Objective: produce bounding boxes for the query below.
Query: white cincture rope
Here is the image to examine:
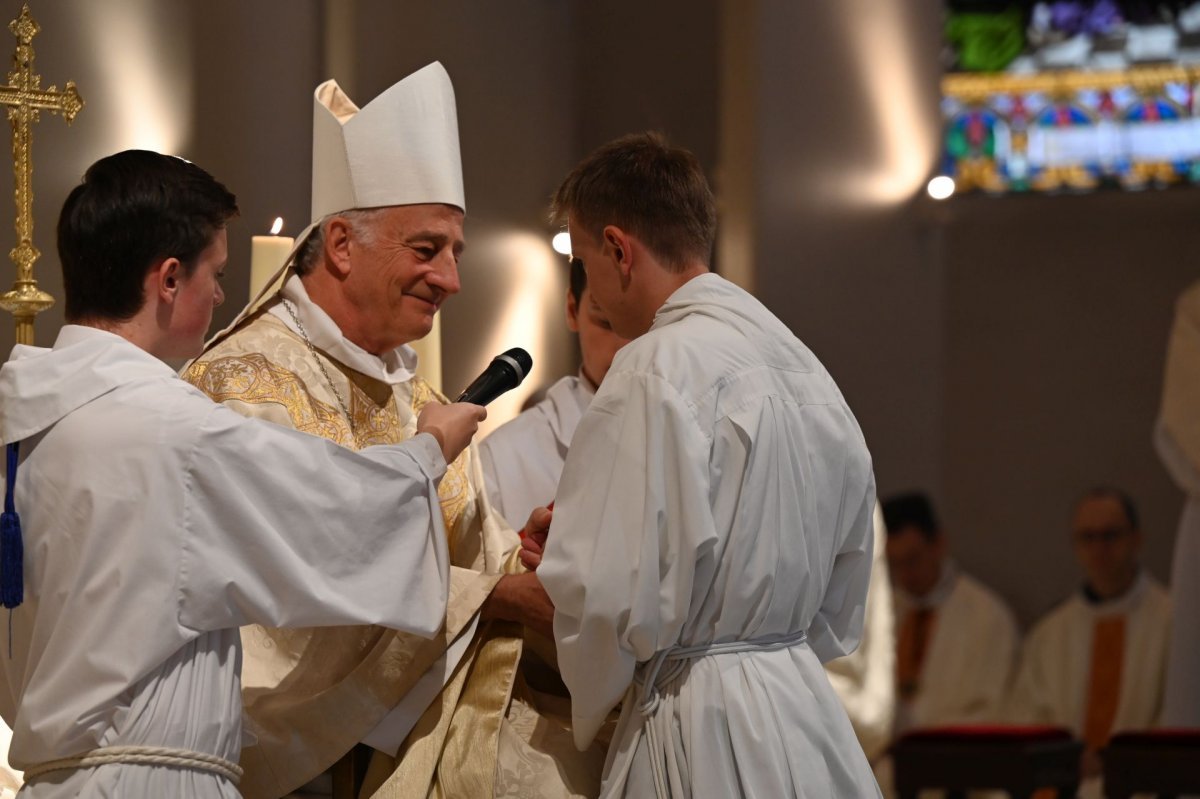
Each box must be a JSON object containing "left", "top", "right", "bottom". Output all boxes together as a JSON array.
[
  {"left": 24, "top": 745, "right": 243, "bottom": 784},
  {"left": 634, "top": 629, "right": 810, "bottom": 799}
]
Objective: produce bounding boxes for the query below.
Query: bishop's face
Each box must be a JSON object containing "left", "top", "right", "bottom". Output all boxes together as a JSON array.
[{"left": 345, "top": 203, "right": 464, "bottom": 354}]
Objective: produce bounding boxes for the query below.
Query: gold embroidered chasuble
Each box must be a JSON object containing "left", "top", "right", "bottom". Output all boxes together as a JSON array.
[{"left": 184, "top": 306, "right": 602, "bottom": 798}]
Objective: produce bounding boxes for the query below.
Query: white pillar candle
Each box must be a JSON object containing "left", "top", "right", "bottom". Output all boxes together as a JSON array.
[{"left": 249, "top": 217, "right": 294, "bottom": 299}]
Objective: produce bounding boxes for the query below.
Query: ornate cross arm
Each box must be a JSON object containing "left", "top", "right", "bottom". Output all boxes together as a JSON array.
[
  {"left": 0, "top": 4, "right": 83, "bottom": 346},
  {"left": 0, "top": 81, "right": 83, "bottom": 118}
]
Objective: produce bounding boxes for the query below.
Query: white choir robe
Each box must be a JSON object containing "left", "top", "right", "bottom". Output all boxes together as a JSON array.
[
  {"left": 538, "top": 273, "right": 881, "bottom": 798},
  {"left": 479, "top": 374, "right": 594, "bottom": 529},
  {"left": 1156, "top": 278, "right": 1200, "bottom": 726},
  {"left": 0, "top": 326, "right": 450, "bottom": 798},
  {"left": 894, "top": 564, "right": 1019, "bottom": 731},
  {"left": 483, "top": 376, "right": 898, "bottom": 764},
  {"left": 1008, "top": 571, "right": 1171, "bottom": 734}
]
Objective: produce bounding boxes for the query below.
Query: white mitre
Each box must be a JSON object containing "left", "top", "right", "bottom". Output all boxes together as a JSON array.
[{"left": 311, "top": 61, "right": 465, "bottom": 221}]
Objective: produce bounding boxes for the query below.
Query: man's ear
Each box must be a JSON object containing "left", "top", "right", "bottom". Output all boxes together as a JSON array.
[
  {"left": 324, "top": 217, "right": 354, "bottom": 277},
  {"left": 152, "top": 257, "right": 184, "bottom": 305},
  {"left": 565, "top": 288, "right": 581, "bottom": 333},
  {"left": 603, "top": 225, "right": 632, "bottom": 278}
]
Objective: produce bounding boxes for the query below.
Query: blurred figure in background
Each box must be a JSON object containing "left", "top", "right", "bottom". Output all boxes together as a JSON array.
[
  {"left": 1009, "top": 487, "right": 1170, "bottom": 791},
  {"left": 884, "top": 492, "right": 1019, "bottom": 732},
  {"left": 1155, "top": 280, "right": 1200, "bottom": 726},
  {"left": 825, "top": 505, "right": 897, "bottom": 764}
]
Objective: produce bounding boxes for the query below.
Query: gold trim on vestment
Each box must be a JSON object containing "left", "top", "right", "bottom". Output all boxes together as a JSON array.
[
  {"left": 185, "top": 352, "right": 351, "bottom": 446},
  {"left": 361, "top": 621, "right": 524, "bottom": 799}
]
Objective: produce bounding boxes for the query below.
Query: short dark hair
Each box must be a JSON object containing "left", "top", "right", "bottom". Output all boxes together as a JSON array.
[
  {"left": 568, "top": 255, "right": 587, "bottom": 305},
  {"left": 551, "top": 132, "right": 716, "bottom": 272},
  {"left": 882, "top": 491, "right": 942, "bottom": 541},
  {"left": 58, "top": 150, "right": 238, "bottom": 322},
  {"left": 1075, "top": 485, "right": 1140, "bottom": 531}
]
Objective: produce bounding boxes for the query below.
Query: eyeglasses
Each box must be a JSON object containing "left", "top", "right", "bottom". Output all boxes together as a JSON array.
[{"left": 1073, "top": 526, "right": 1133, "bottom": 545}]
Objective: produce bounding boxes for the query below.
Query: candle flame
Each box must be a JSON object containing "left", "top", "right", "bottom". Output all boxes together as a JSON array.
[{"left": 270, "top": 217, "right": 284, "bottom": 235}]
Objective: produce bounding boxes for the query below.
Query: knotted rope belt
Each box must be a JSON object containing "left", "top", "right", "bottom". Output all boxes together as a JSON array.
[
  {"left": 24, "top": 745, "right": 243, "bottom": 784},
  {"left": 633, "top": 629, "right": 810, "bottom": 799}
]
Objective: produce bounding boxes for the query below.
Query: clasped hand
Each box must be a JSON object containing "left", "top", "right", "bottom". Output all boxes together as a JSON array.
[
  {"left": 519, "top": 505, "right": 552, "bottom": 571},
  {"left": 480, "top": 505, "right": 555, "bottom": 637}
]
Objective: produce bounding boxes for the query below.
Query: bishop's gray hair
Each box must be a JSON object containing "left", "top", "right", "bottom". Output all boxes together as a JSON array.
[{"left": 293, "top": 207, "right": 389, "bottom": 276}]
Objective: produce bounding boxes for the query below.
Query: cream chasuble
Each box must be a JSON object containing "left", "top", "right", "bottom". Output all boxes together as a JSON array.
[
  {"left": 1007, "top": 573, "right": 1169, "bottom": 799},
  {"left": 1008, "top": 572, "right": 1170, "bottom": 738},
  {"left": 185, "top": 279, "right": 603, "bottom": 798},
  {"left": 893, "top": 564, "right": 1019, "bottom": 732}
]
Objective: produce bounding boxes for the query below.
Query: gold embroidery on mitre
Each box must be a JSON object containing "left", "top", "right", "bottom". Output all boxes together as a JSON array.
[
  {"left": 411, "top": 376, "right": 471, "bottom": 536},
  {"left": 185, "top": 353, "right": 352, "bottom": 447}
]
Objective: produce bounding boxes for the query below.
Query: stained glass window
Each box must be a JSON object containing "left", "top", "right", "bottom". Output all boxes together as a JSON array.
[{"left": 940, "top": 3, "right": 1200, "bottom": 194}]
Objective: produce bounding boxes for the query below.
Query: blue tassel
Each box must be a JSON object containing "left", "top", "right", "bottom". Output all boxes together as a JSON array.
[{"left": 1, "top": 442, "right": 23, "bottom": 611}]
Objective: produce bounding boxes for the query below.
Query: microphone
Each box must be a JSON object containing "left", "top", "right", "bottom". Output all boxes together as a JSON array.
[{"left": 455, "top": 347, "right": 532, "bottom": 406}]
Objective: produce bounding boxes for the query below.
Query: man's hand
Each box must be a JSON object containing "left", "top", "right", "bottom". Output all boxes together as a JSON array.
[
  {"left": 519, "top": 505, "right": 552, "bottom": 571},
  {"left": 417, "top": 402, "right": 486, "bottom": 464},
  {"left": 481, "top": 572, "right": 555, "bottom": 638}
]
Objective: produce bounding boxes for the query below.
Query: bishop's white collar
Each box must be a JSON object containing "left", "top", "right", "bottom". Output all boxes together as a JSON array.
[{"left": 270, "top": 274, "right": 420, "bottom": 386}]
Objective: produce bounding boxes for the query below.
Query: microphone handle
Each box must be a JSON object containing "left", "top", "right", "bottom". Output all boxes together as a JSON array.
[{"left": 456, "top": 368, "right": 514, "bottom": 406}]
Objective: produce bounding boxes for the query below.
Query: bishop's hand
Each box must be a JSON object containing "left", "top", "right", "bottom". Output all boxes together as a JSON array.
[
  {"left": 519, "top": 505, "right": 552, "bottom": 571},
  {"left": 482, "top": 572, "right": 555, "bottom": 638}
]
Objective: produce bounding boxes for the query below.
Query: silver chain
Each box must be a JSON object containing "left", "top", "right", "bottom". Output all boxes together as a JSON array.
[{"left": 280, "top": 298, "right": 357, "bottom": 436}]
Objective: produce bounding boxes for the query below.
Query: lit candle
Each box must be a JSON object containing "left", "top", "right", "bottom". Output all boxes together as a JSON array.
[{"left": 249, "top": 217, "right": 294, "bottom": 299}]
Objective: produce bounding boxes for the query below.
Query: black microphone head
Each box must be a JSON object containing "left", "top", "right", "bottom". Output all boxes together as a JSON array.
[
  {"left": 455, "top": 347, "right": 534, "bottom": 405},
  {"left": 500, "top": 348, "right": 532, "bottom": 382}
]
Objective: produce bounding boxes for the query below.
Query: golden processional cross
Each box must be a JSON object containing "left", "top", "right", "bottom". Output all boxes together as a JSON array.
[{"left": 0, "top": 4, "right": 82, "bottom": 345}]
